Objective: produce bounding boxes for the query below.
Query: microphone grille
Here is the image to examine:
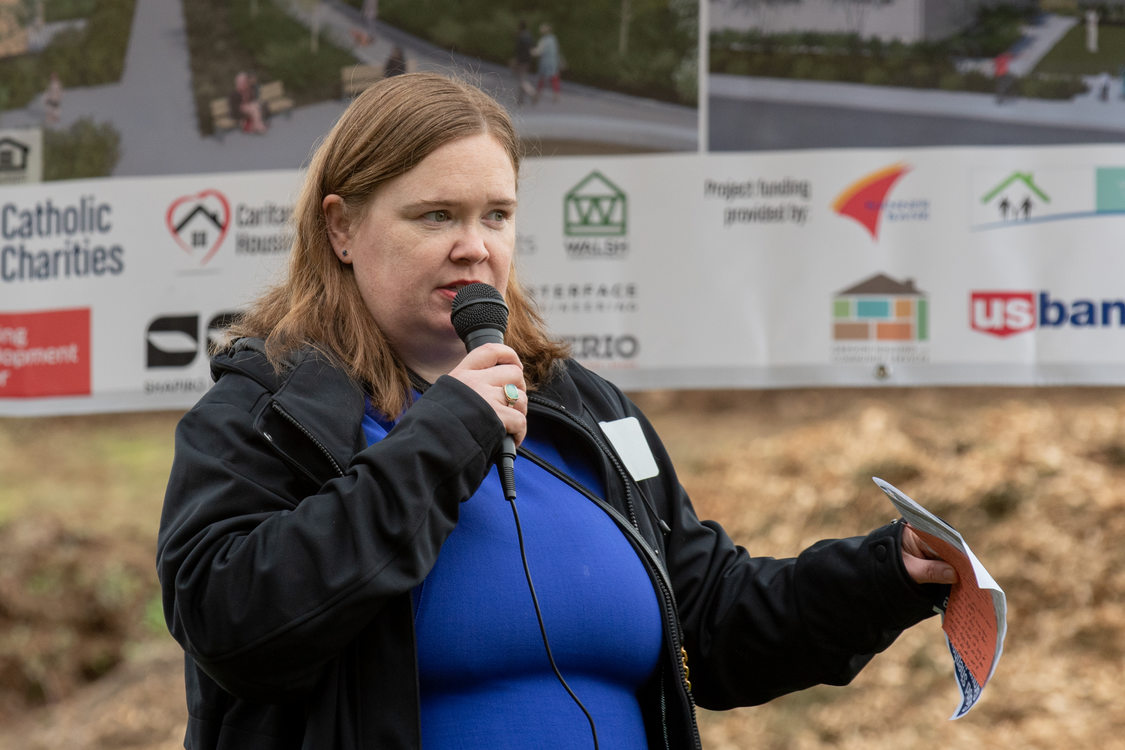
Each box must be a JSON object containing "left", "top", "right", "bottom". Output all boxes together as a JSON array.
[{"left": 451, "top": 283, "right": 509, "bottom": 340}]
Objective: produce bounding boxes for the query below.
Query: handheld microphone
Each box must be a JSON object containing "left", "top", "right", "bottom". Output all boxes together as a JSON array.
[{"left": 451, "top": 283, "right": 517, "bottom": 501}]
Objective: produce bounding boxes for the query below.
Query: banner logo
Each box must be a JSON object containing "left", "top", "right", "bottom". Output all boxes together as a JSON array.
[
  {"left": 166, "top": 189, "right": 231, "bottom": 266},
  {"left": 969, "top": 167, "right": 1125, "bottom": 230},
  {"left": 562, "top": 333, "right": 640, "bottom": 365},
  {"left": 1096, "top": 167, "right": 1125, "bottom": 214},
  {"left": 834, "top": 273, "right": 928, "bottom": 343},
  {"left": 0, "top": 308, "right": 91, "bottom": 398},
  {"left": 832, "top": 273, "right": 930, "bottom": 369},
  {"left": 146, "top": 311, "right": 240, "bottom": 368},
  {"left": 144, "top": 312, "right": 240, "bottom": 396},
  {"left": 833, "top": 164, "right": 910, "bottom": 239},
  {"left": 979, "top": 172, "right": 1049, "bottom": 223},
  {"left": 562, "top": 172, "right": 630, "bottom": 258},
  {"left": 564, "top": 171, "right": 626, "bottom": 237},
  {"left": 0, "top": 137, "right": 30, "bottom": 174},
  {"left": 146, "top": 314, "right": 199, "bottom": 368},
  {"left": 969, "top": 291, "right": 1034, "bottom": 337},
  {"left": 0, "top": 129, "right": 42, "bottom": 184},
  {"left": 532, "top": 282, "right": 638, "bottom": 315},
  {"left": 970, "top": 290, "right": 1125, "bottom": 337}
]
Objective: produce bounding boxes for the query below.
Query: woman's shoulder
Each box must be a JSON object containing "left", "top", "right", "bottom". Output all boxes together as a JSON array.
[
  {"left": 209, "top": 338, "right": 347, "bottom": 398},
  {"left": 210, "top": 337, "right": 282, "bottom": 390},
  {"left": 539, "top": 358, "right": 632, "bottom": 418},
  {"left": 193, "top": 340, "right": 362, "bottom": 440}
]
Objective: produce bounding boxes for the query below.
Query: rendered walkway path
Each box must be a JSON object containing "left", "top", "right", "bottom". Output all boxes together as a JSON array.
[
  {"left": 709, "top": 12, "right": 1125, "bottom": 146},
  {"left": 0, "top": 0, "right": 698, "bottom": 179}
]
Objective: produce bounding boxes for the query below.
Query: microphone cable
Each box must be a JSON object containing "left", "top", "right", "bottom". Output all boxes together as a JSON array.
[
  {"left": 507, "top": 493, "right": 600, "bottom": 750},
  {"left": 450, "top": 283, "right": 598, "bottom": 747}
]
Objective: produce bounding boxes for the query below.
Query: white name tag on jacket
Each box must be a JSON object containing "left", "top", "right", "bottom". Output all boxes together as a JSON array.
[{"left": 599, "top": 417, "right": 660, "bottom": 481}]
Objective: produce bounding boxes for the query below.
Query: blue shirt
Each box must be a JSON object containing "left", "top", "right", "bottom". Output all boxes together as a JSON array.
[{"left": 363, "top": 401, "right": 663, "bottom": 748}]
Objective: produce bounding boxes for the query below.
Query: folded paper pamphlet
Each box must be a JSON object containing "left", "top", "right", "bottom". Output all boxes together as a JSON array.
[{"left": 873, "top": 477, "right": 1007, "bottom": 719}]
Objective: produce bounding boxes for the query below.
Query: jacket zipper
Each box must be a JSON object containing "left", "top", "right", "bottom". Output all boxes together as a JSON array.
[
  {"left": 521, "top": 446, "right": 699, "bottom": 749},
  {"left": 524, "top": 396, "right": 700, "bottom": 749},
  {"left": 266, "top": 401, "right": 347, "bottom": 479}
]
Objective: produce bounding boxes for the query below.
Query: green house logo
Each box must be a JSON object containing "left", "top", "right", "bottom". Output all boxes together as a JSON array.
[
  {"left": 980, "top": 171, "right": 1050, "bottom": 222},
  {"left": 564, "top": 171, "right": 627, "bottom": 237}
]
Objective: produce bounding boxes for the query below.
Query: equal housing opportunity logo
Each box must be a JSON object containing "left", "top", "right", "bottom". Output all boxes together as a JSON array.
[
  {"left": 832, "top": 163, "right": 928, "bottom": 240},
  {"left": 0, "top": 130, "right": 42, "bottom": 184},
  {"left": 831, "top": 273, "right": 930, "bottom": 368},
  {"left": 0, "top": 138, "right": 31, "bottom": 179},
  {"left": 563, "top": 171, "right": 628, "bottom": 258}
]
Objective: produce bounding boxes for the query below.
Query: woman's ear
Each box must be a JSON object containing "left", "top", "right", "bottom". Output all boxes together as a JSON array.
[{"left": 322, "top": 194, "right": 352, "bottom": 263}]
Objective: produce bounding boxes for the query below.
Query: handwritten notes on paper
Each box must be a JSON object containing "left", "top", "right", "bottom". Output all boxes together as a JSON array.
[{"left": 874, "top": 477, "right": 1007, "bottom": 719}]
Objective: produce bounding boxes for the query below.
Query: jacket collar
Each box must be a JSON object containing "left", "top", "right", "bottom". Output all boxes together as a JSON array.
[
  {"left": 213, "top": 338, "right": 367, "bottom": 471},
  {"left": 533, "top": 360, "right": 586, "bottom": 413}
]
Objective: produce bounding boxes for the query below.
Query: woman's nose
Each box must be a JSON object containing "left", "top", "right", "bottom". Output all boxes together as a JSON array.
[{"left": 450, "top": 226, "right": 489, "bottom": 263}]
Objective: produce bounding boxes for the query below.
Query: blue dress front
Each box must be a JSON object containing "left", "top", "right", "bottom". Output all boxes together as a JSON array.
[{"left": 363, "top": 400, "right": 663, "bottom": 748}]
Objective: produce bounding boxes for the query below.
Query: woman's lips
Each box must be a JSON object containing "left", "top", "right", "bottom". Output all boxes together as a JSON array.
[{"left": 438, "top": 281, "right": 485, "bottom": 301}]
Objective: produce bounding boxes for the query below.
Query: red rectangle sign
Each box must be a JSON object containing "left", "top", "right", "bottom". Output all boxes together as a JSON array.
[{"left": 0, "top": 308, "right": 91, "bottom": 398}]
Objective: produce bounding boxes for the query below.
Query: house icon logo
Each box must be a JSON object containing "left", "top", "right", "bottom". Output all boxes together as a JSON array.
[
  {"left": 165, "top": 189, "right": 231, "bottom": 266},
  {"left": 833, "top": 273, "right": 929, "bottom": 343},
  {"left": 980, "top": 171, "right": 1049, "bottom": 222},
  {"left": 0, "top": 137, "right": 30, "bottom": 172},
  {"left": 564, "top": 171, "right": 626, "bottom": 237},
  {"left": 831, "top": 272, "right": 930, "bottom": 372}
]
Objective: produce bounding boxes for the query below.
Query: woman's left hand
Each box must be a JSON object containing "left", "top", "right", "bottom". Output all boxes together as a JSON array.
[{"left": 901, "top": 524, "right": 958, "bottom": 585}]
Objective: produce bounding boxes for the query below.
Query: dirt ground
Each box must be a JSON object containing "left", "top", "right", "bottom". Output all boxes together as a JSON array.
[{"left": 2, "top": 386, "right": 1125, "bottom": 749}]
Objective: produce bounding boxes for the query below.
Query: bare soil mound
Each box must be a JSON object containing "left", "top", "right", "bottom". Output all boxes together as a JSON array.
[{"left": 2, "top": 386, "right": 1123, "bottom": 749}]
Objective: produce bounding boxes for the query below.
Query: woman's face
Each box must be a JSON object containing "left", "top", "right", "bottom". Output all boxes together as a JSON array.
[{"left": 325, "top": 133, "right": 518, "bottom": 377}]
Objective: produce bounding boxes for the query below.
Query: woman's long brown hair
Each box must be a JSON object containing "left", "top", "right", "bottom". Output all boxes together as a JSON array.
[{"left": 228, "top": 72, "right": 569, "bottom": 417}]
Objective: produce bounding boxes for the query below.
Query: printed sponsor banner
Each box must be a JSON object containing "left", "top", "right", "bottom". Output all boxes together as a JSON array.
[
  {"left": 4, "top": 144, "right": 1125, "bottom": 416},
  {"left": 0, "top": 169, "right": 295, "bottom": 415}
]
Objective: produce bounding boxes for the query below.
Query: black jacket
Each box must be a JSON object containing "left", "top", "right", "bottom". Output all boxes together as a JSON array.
[{"left": 157, "top": 339, "right": 939, "bottom": 749}]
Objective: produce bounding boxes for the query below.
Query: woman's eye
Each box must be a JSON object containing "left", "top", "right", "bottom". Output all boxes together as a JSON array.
[
  {"left": 486, "top": 210, "right": 508, "bottom": 222},
  {"left": 423, "top": 210, "right": 450, "bottom": 222}
]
